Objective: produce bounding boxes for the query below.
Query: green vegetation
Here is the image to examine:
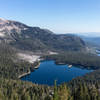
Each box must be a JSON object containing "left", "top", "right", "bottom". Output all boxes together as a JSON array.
[
  {"left": 9, "top": 27, "right": 86, "bottom": 52},
  {"left": 44, "top": 52, "right": 100, "bottom": 69},
  {"left": 0, "top": 78, "right": 52, "bottom": 100},
  {"left": 0, "top": 43, "right": 100, "bottom": 100},
  {"left": 0, "top": 43, "right": 36, "bottom": 79},
  {"left": 0, "top": 18, "right": 100, "bottom": 100},
  {"left": 0, "top": 41, "right": 100, "bottom": 100},
  {"left": 0, "top": 78, "right": 100, "bottom": 100}
]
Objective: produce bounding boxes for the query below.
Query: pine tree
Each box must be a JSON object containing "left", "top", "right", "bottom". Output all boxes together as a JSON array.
[{"left": 53, "top": 80, "right": 59, "bottom": 100}]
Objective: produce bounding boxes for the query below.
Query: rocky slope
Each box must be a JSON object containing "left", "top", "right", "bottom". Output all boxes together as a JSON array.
[{"left": 0, "top": 18, "right": 86, "bottom": 52}]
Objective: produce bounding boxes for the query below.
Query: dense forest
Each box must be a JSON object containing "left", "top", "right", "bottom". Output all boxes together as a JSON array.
[
  {"left": 43, "top": 52, "right": 100, "bottom": 69},
  {"left": 0, "top": 43, "right": 100, "bottom": 99},
  {"left": 0, "top": 43, "right": 39, "bottom": 79},
  {"left": 0, "top": 78, "right": 100, "bottom": 100}
]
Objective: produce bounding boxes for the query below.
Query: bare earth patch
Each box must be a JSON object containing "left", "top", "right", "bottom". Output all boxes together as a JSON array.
[{"left": 17, "top": 53, "right": 40, "bottom": 63}]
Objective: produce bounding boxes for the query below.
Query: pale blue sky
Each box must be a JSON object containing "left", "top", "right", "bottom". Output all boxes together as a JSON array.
[{"left": 0, "top": 0, "right": 100, "bottom": 34}]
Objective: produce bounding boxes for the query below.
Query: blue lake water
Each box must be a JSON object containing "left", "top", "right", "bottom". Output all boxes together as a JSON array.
[
  {"left": 96, "top": 50, "right": 100, "bottom": 56},
  {"left": 21, "top": 60, "right": 93, "bottom": 85}
]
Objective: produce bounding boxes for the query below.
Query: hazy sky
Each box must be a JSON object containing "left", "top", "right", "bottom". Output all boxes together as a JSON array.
[{"left": 0, "top": 0, "right": 100, "bottom": 34}]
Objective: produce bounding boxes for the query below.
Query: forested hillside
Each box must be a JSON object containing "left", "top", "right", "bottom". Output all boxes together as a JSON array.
[
  {"left": 0, "top": 44, "right": 100, "bottom": 100},
  {"left": 0, "top": 78, "right": 100, "bottom": 100},
  {"left": 43, "top": 52, "right": 100, "bottom": 69},
  {"left": 0, "top": 43, "right": 34, "bottom": 79}
]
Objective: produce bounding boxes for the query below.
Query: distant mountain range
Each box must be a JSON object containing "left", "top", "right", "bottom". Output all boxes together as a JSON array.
[
  {"left": 0, "top": 18, "right": 86, "bottom": 52},
  {"left": 74, "top": 32, "right": 100, "bottom": 37},
  {"left": 79, "top": 35, "right": 100, "bottom": 48}
]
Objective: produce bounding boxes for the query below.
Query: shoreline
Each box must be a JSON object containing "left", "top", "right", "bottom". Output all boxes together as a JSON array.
[
  {"left": 18, "top": 61, "right": 40, "bottom": 79},
  {"left": 18, "top": 58, "right": 94, "bottom": 79},
  {"left": 34, "top": 62, "right": 40, "bottom": 69},
  {"left": 18, "top": 71, "right": 31, "bottom": 79}
]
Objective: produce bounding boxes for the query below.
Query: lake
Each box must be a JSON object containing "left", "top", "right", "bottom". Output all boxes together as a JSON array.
[
  {"left": 96, "top": 50, "right": 100, "bottom": 56},
  {"left": 21, "top": 60, "right": 93, "bottom": 85}
]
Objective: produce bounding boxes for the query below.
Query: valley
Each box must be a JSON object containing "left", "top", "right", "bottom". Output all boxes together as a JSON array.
[{"left": 0, "top": 18, "right": 100, "bottom": 100}]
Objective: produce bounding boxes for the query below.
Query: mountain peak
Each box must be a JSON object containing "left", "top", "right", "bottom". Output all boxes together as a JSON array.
[
  {"left": 0, "top": 18, "right": 9, "bottom": 24},
  {"left": 0, "top": 18, "right": 29, "bottom": 38},
  {"left": 0, "top": 18, "right": 7, "bottom": 21}
]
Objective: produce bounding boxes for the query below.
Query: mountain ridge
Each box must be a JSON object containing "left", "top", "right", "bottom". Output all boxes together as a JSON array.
[{"left": 0, "top": 18, "right": 86, "bottom": 52}]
